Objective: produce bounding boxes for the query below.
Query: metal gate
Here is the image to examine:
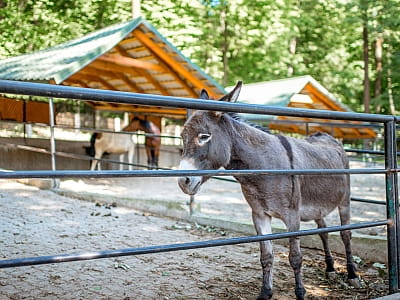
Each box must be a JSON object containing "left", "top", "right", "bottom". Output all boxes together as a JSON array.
[{"left": 0, "top": 80, "right": 398, "bottom": 294}]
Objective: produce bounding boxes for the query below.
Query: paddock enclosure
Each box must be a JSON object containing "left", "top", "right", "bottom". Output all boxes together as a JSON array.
[{"left": 0, "top": 80, "right": 399, "bottom": 298}]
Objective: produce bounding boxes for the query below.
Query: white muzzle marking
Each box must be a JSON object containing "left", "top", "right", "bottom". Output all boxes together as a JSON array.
[{"left": 178, "top": 159, "right": 202, "bottom": 195}]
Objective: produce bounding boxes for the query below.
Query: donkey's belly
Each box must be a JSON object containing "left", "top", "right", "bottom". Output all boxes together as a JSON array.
[
  {"left": 299, "top": 175, "right": 349, "bottom": 221},
  {"left": 300, "top": 205, "right": 336, "bottom": 222}
]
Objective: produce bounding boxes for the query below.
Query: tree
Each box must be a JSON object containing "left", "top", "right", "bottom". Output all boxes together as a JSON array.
[{"left": 1, "top": 0, "right": 399, "bottom": 114}]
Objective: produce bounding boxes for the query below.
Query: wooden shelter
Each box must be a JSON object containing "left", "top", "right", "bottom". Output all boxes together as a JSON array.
[
  {"left": 0, "top": 17, "right": 225, "bottom": 120},
  {"left": 0, "top": 19, "right": 376, "bottom": 139},
  {"left": 229, "top": 76, "right": 377, "bottom": 139}
]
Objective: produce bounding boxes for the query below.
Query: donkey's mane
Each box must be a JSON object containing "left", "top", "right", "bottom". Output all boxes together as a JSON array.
[{"left": 227, "top": 112, "right": 270, "bottom": 134}]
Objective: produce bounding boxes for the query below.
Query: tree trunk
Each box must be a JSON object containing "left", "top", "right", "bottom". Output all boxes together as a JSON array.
[
  {"left": 387, "top": 48, "right": 396, "bottom": 114},
  {"left": 132, "top": 0, "right": 141, "bottom": 18},
  {"left": 373, "top": 36, "right": 383, "bottom": 112},
  {"left": 221, "top": 4, "right": 229, "bottom": 87},
  {"left": 362, "top": 17, "right": 370, "bottom": 113},
  {"left": 288, "top": 37, "right": 296, "bottom": 77}
]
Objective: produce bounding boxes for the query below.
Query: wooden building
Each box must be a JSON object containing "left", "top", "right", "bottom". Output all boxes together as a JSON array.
[
  {"left": 0, "top": 18, "right": 375, "bottom": 139},
  {"left": 0, "top": 17, "right": 225, "bottom": 124},
  {"left": 229, "top": 76, "right": 377, "bottom": 139}
]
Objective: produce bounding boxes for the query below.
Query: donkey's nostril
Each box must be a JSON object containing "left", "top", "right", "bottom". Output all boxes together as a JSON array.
[{"left": 185, "top": 177, "right": 190, "bottom": 185}]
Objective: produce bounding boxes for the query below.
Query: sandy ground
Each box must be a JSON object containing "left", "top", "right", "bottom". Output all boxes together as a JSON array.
[{"left": 0, "top": 178, "right": 390, "bottom": 300}]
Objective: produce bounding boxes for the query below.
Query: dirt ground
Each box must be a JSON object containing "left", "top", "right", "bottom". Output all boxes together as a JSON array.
[
  {"left": 0, "top": 179, "right": 389, "bottom": 300},
  {"left": 58, "top": 161, "right": 388, "bottom": 237}
]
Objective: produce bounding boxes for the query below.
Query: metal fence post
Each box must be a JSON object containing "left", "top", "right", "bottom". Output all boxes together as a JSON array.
[
  {"left": 48, "top": 98, "right": 59, "bottom": 188},
  {"left": 186, "top": 108, "right": 196, "bottom": 215},
  {"left": 384, "top": 119, "right": 399, "bottom": 293}
]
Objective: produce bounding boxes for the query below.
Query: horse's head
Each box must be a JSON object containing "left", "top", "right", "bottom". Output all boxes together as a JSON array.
[
  {"left": 178, "top": 81, "right": 242, "bottom": 195},
  {"left": 126, "top": 117, "right": 141, "bottom": 132}
]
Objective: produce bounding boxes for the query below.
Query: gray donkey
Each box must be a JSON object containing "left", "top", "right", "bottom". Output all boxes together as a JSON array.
[{"left": 177, "top": 81, "right": 360, "bottom": 300}]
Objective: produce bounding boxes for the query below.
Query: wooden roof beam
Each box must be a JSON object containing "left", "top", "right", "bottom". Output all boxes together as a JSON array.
[
  {"left": 133, "top": 29, "right": 214, "bottom": 98},
  {"left": 128, "top": 42, "right": 198, "bottom": 97},
  {"left": 70, "top": 73, "right": 117, "bottom": 90},
  {"left": 98, "top": 53, "right": 165, "bottom": 72},
  {"left": 63, "top": 78, "right": 90, "bottom": 88},
  {"left": 79, "top": 66, "right": 116, "bottom": 79},
  {"left": 304, "top": 84, "right": 345, "bottom": 112},
  {"left": 116, "top": 72, "right": 144, "bottom": 93},
  {"left": 91, "top": 103, "right": 186, "bottom": 116},
  {"left": 115, "top": 45, "right": 170, "bottom": 95},
  {"left": 82, "top": 64, "right": 147, "bottom": 93},
  {"left": 90, "top": 60, "right": 143, "bottom": 77}
]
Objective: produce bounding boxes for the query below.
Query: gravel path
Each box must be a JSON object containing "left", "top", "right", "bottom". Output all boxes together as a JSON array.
[{"left": 0, "top": 179, "right": 389, "bottom": 299}]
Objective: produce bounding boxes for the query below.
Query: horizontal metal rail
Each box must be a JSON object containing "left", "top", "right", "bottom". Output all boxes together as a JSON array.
[
  {"left": 0, "top": 220, "right": 388, "bottom": 269},
  {"left": 269, "top": 118, "right": 382, "bottom": 129},
  {"left": 1, "top": 142, "right": 385, "bottom": 205},
  {"left": 0, "top": 168, "right": 388, "bottom": 179},
  {"left": 0, "top": 142, "right": 171, "bottom": 170},
  {"left": 351, "top": 197, "right": 386, "bottom": 205},
  {"left": 54, "top": 124, "right": 178, "bottom": 139},
  {"left": 0, "top": 80, "right": 394, "bottom": 123},
  {"left": 346, "top": 148, "right": 385, "bottom": 155}
]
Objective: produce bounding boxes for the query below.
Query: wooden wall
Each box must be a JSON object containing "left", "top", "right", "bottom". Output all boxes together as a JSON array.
[{"left": 0, "top": 97, "right": 52, "bottom": 124}]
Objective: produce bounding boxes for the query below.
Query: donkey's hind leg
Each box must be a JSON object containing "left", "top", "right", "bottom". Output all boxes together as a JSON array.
[
  {"left": 286, "top": 216, "right": 306, "bottom": 300},
  {"left": 252, "top": 212, "right": 274, "bottom": 300},
  {"left": 315, "top": 218, "right": 336, "bottom": 279},
  {"left": 338, "top": 204, "right": 360, "bottom": 287}
]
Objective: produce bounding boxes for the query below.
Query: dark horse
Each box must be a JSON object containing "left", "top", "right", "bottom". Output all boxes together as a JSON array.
[
  {"left": 126, "top": 117, "right": 161, "bottom": 169},
  {"left": 177, "top": 82, "right": 359, "bottom": 300}
]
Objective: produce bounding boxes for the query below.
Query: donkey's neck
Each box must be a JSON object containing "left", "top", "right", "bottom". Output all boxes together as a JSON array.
[
  {"left": 226, "top": 117, "right": 292, "bottom": 174},
  {"left": 226, "top": 118, "right": 275, "bottom": 170}
]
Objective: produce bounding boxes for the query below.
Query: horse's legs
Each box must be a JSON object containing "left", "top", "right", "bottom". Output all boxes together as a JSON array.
[
  {"left": 90, "top": 150, "right": 103, "bottom": 171},
  {"left": 150, "top": 148, "right": 155, "bottom": 168},
  {"left": 338, "top": 204, "right": 360, "bottom": 287},
  {"left": 145, "top": 145, "right": 152, "bottom": 169},
  {"left": 315, "top": 218, "right": 336, "bottom": 278},
  {"left": 119, "top": 154, "right": 125, "bottom": 170},
  {"left": 252, "top": 212, "right": 274, "bottom": 300},
  {"left": 128, "top": 146, "right": 134, "bottom": 171},
  {"left": 153, "top": 147, "right": 160, "bottom": 168},
  {"left": 286, "top": 215, "right": 306, "bottom": 300}
]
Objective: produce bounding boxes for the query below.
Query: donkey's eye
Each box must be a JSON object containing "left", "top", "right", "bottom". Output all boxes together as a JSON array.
[{"left": 197, "top": 133, "right": 211, "bottom": 145}]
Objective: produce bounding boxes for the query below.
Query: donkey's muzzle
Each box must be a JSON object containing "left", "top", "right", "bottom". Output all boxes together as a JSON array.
[{"left": 178, "top": 176, "right": 202, "bottom": 195}]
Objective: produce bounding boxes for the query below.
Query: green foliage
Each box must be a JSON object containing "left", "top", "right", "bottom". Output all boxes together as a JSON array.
[{"left": 0, "top": 0, "right": 399, "bottom": 114}]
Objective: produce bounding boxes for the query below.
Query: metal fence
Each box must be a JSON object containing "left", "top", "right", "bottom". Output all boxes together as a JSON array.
[{"left": 0, "top": 79, "right": 398, "bottom": 294}]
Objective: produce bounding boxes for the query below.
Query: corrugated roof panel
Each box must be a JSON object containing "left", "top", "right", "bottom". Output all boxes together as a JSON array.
[
  {"left": 0, "top": 16, "right": 228, "bottom": 120},
  {"left": 0, "top": 18, "right": 144, "bottom": 84}
]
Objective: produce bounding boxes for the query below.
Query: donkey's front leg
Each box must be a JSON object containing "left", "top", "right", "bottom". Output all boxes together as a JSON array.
[{"left": 252, "top": 213, "right": 274, "bottom": 300}]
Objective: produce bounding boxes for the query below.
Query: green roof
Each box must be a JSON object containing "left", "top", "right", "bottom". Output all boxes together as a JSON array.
[
  {"left": 0, "top": 17, "right": 225, "bottom": 95},
  {"left": 0, "top": 19, "right": 144, "bottom": 84},
  {"left": 228, "top": 76, "right": 352, "bottom": 121}
]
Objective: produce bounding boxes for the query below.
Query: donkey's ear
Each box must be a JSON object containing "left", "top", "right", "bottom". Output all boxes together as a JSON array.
[
  {"left": 218, "top": 81, "right": 242, "bottom": 103},
  {"left": 199, "top": 89, "right": 210, "bottom": 100}
]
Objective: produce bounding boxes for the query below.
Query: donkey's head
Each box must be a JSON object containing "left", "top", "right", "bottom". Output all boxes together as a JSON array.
[{"left": 178, "top": 81, "right": 242, "bottom": 195}]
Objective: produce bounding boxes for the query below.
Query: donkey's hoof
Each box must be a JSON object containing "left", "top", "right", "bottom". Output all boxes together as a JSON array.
[
  {"left": 348, "top": 277, "right": 361, "bottom": 288},
  {"left": 257, "top": 295, "right": 272, "bottom": 300},
  {"left": 257, "top": 286, "right": 273, "bottom": 299},
  {"left": 326, "top": 271, "right": 337, "bottom": 280},
  {"left": 295, "top": 287, "right": 306, "bottom": 300}
]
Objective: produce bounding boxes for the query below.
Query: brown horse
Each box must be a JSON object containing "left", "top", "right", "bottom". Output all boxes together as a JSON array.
[
  {"left": 177, "top": 82, "right": 359, "bottom": 300},
  {"left": 126, "top": 117, "right": 161, "bottom": 169}
]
